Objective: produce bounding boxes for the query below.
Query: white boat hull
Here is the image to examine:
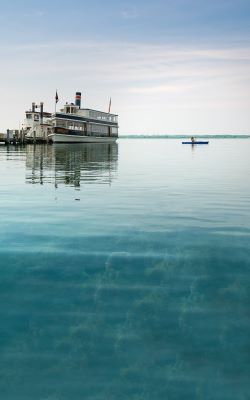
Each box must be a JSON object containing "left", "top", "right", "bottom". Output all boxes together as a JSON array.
[{"left": 48, "top": 134, "right": 117, "bottom": 143}]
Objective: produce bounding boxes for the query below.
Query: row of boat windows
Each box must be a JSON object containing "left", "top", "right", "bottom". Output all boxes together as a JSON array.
[
  {"left": 55, "top": 121, "right": 86, "bottom": 130},
  {"left": 26, "top": 111, "right": 118, "bottom": 124},
  {"left": 91, "top": 113, "right": 118, "bottom": 123},
  {"left": 65, "top": 107, "right": 77, "bottom": 114},
  {"left": 63, "top": 108, "right": 118, "bottom": 123},
  {"left": 26, "top": 114, "right": 39, "bottom": 120},
  {"left": 54, "top": 120, "right": 118, "bottom": 135}
]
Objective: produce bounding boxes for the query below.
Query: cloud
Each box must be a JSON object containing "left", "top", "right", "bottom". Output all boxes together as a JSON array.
[
  {"left": 23, "top": 10, "right": 45, "bottom": 17},
  {"left": 127, "top": 84, "right": 194, "bottom": 94},
  {"left": 1, "top": 40, "right": 250, "bottom": 99},
  {"left": 0, "top": 39, "right": 249, "bottom": 132},
  {"left": 2, "top": 40, "right": 250, "bottom": 69},
  {"left": 122, "top": 6, "right": 139, "bottom": 19}
]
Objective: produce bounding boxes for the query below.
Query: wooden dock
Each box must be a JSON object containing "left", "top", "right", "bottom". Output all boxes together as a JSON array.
[
  {"left": 0, "top": 130, "right": 49, "bottom": 145},
  {"left": 0, "top": 138, "right": 21, "bottom": 145}
]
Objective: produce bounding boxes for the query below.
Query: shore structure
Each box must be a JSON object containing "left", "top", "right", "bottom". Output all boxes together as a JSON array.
[{"left": 0, "top": 92, "right": 118, "bottom": 144}]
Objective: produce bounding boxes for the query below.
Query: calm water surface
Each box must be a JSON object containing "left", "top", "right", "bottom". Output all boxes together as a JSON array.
[{"left": 0, "top": 139, "right": 250, "bottom": 400}]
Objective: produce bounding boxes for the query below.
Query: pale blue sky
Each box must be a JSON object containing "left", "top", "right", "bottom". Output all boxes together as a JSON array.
[{"left": 0, "top": 0, "right": 250, "bottom": 133}]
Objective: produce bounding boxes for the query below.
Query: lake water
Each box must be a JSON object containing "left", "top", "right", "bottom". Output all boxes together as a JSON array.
[{"left": 0, "top": 139, "right": 250, "bottom": 400}]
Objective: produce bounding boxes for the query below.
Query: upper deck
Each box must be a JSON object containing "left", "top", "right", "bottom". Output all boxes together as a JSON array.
[{"left": 57, "top": 103, "right": 118, "bottom": 125}]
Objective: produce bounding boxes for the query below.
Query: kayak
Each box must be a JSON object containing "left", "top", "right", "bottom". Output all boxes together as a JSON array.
[{"left": 182, "top": 141, "right": 209, "bottom": 144}]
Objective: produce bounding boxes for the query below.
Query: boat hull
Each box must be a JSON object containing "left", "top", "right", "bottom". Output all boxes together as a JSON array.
[
  {"left": 182, "top": 141, "right": 209, "bottom": 144},
  {"left": 48, "top": 134, "right": 117, "bottom": 143}
]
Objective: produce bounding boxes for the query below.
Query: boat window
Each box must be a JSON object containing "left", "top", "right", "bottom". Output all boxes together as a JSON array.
[{"left": 91, "top": 124, "right": 109, "bottom": 135}]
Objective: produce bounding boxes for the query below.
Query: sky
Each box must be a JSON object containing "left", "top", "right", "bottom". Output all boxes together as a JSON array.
[{"left": 0, "top": 0, "right": 250, "bottom": 134}]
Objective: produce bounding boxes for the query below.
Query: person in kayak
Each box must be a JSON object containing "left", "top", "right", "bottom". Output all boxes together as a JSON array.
[{"left": 191, "top": 136, "right": 195, "bottom": 143}]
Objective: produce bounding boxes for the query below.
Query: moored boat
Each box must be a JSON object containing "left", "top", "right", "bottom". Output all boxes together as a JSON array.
[{"left": 48, "top": 92, "right": 118, "bottom": 143}]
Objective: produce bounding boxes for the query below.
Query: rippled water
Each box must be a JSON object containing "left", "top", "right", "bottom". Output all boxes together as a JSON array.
[{"left": 0, "top": 139, "right": 250, "bottom": 400}]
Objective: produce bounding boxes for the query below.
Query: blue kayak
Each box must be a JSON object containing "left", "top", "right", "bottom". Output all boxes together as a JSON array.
[{"left": 182, "top": 141, "right": 209, "bottom": 144}]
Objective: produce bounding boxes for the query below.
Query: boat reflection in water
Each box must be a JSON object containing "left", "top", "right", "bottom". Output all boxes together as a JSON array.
[{"left": 25, "top": 143, "right": 118, "bottom": 187}]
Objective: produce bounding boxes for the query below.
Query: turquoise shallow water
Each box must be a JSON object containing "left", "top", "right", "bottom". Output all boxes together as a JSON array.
[{"left": 0, "top": 139, "right": 250, "bottom": 400}]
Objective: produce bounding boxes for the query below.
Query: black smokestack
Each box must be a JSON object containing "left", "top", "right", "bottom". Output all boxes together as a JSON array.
[
  {"left": 75, "top": 92, "right": 81, "bottom": 108},
  {"left": 40, "top": 102, "right": 44, "bottom": 123}
]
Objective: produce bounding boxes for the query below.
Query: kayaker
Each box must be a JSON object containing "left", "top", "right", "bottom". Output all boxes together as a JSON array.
[{"left": 191, "top": 136, "right": 195, "bottom": 143}]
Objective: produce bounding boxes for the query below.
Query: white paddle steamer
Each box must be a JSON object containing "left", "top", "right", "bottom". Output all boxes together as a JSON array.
[{"left": 49, "top": 92, "right": 118, "bottom": 143}]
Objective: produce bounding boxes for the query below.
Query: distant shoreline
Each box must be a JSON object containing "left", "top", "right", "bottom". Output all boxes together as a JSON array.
[{"left": 119, "top": 135, "right": 250, "bottom": 139}]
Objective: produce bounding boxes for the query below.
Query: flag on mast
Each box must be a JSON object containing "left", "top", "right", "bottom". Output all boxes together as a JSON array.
[
  {"left": 55, "top": 90, "right": 59, "bottom": 103},
  {"left": 108, "top": 97, "right": 111, "bottom": 113}
]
